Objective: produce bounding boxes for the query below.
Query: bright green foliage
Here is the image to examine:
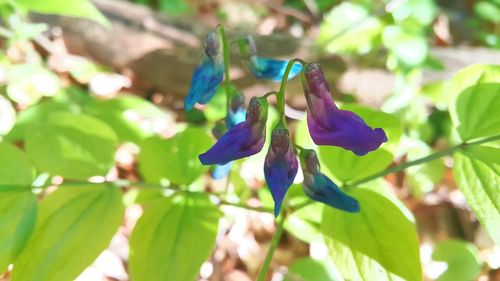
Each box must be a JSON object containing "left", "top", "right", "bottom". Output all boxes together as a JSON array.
[
  {"left": 453, "top": 146, "right": 500, "bottom": 245},
  {"left": 11, "top": 184, "right": 124, "bottom": 281},
  {"left": 432, "top": 239, "right": 482, "bottom": 281},
  {"left": 16, "top": 0, "right": 110, "bottom": 27},
  {"left": 318, "top": 104, "right": 402, "bottom": 183},
  {"left": 0, "top": 187, "right": 37, "bottom": 273},
  {"left": 389, "top": 0, "right": 437, "bottom": 25},
  {"left": 0, "top": 143, "right": 37, "bottom": 272},
  {"left": 294, "top": 117, "right": 317, "bottom": 151},
  {"left": 405, "top": 139, "right": 445, "bottom": 196},
  {"left": 318, "top": 2, "right": 382, "bottom": 55},
  {"left": 382, "top": 25, "right": 428, "bottom": 68},
  {"left": 0, "top": 95, "right": 16, "bottom": 136},
  {"left": 284, "top": 203, "right": 323, "bottom": 243},
  {"left": 25, "top": 112, "right": 118, "bottom": 180},
  {"left": 321, "top": 189, "right": 421, "bottom": 281},
  {"left": 83, "top": 95, "right": 166, "bottom": 143},
  {"left": 285, "top": 257, "right": 343, "bottom": 281},
  {"left": 474, "top": 1, "right": 500, "bottom": 23},
  {"left": 138, "top": 127, "right": 213, "bottom": 185},
  {"left": 0, "top": 142, "right": 33, "bottom": 186},
  {"left": 5, "top": 99, "right": 76, "bottom": 141},
  {"left": 6, "top": 64, "right": 60, "bottom": 106},
  {"left": 129, "top": 193, "right": 221, "bottom": 281},
  {"left": 453, "top": 83, "right": 500, "bottom": 141},
  {"left": 448, "top": 64, "right": 500, "bottom": 133}
]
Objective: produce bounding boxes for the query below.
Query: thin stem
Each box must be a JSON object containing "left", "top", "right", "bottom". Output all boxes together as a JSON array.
[
  {"left": 276, "top": 58, "right": 306, "bottom": 122},
  {"left": 256, "top": 209, "right": 287, "bottom": 281},
  {"left": 347, "top": 134, "right": 500, "bottom": 187},
  {"left": 262, "top": 91, "right": 278, "bottom": 99},
  {"left": 291, "top": 134, "right": 500, "bottom": 210},
  {"left": 217, "top": 25, "right": 233, "bottom": 112}
]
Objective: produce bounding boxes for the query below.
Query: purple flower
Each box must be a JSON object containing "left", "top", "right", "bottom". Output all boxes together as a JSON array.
[
  {"left": 185, "top": 31, "right": 224, "bottom": 111},
  {"left": 300, "top": 149, "right": 360, "bottom": 212},
  {"left": 211, "top": 93, "right": 247, "bottom": 179},
  {"left": 302, "top": 63, "right": 387, "bottom": 156},
  {"left": 264, "top": 124, "right": 298, "bottom": 216},
  {"left": 239, "top": 36, "right": 302, "bottom": 82},
  {"left": 199, "top": 97, "right": 268, "bottom": 165}
]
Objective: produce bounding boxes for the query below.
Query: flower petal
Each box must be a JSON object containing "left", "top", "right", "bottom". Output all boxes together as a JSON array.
[
  {"left": 250, "top": 58, "right": 302, "bottom": 82},
  {"left": 263, "top": 125, "right": 298, "bottom": 216},
  {"left": 185, "top": 59, "right": 224, "bottom": 111},
  {"left": 299, "top": 148, "right": 359, "bottom": 212},
  {"left": 303, "top": 63, "right": 387, "bottom": 155},
  {"left": 303, "top": 173, "right": 360, "bottom": 212},
  {"left": 212, "top": 162, "right": 233, "bottom": 180},
  {"left": 199, "top": 122, "right": 265, "bottom": 165}
]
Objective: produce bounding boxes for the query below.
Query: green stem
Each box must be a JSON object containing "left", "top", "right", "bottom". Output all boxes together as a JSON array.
[
  {"left": 34, "top": 179, "right": 274, "bottom": 213},
  {"left": 276, "top": 58, "right": 306, "bottom": 123},
  {"left": 217, "top": 25, "right": 233, "bottom": 112},
  {"left": 292, "top": 134, "right": 500, "bottom": 210},
  {"left": 347, "top": 134, "right": 500, "bottom": 187},
  {"left": 256, "top": 209, "right": 287, "bottom": 281}
]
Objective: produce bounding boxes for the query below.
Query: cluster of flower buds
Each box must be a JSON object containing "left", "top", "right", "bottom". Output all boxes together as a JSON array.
[{"left": 186, "top": 28, "right": 387, "bottom": 216}]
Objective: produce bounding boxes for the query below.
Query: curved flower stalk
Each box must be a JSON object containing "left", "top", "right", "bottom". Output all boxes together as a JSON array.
[
  {"left": 299, "top": 148, "right": 360, "bottom": 212},
  {"left": 239, "top": 36, "right": 302, "bottom": 82},
  {"left": 185, "top": 31, "right": 224, "bottom": 111},
  {"left": 264, "top": 123, "right": 298, "bottom": 216},
  {"left": 302, "top": 63, "right": 388, "bottom": 156},
  {"left": 199, "top": 96, "right": 268, "bottom": 165}
]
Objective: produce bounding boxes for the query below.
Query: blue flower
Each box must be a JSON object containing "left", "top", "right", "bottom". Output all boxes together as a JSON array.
[
  {"left": 299, "top": 149, "right": 360, "bottom": 212},
  {"left": 302, "top": 63, "right": 387, "bottom": 156},
  {"left": 199, "top": 97, "right": 268, "bottom": 165},
  {"left": 239, "top": 36, "right": 302, "bottom": 82},
  {"left": 185, "top": 31, "right": 224, "bottom": 111},
  {"left": 264, "top": 124, "right": 298, "bottom": 216}
]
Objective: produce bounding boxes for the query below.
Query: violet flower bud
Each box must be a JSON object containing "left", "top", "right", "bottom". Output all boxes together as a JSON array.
[
  {"left": 199, "top": 97, "right": 268, "bottom": 165},
  {"left": 185, "top": 31, "right": 224, "bottom": 111},
  {"left": 299, "top": 149, "right": 360, "bottom": 212},
  {"left": 264, "top": 124, "right": 298, "bottom": 216}
]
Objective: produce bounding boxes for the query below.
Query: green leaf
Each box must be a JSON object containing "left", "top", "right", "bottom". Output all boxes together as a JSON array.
[
  {"left": 11, "top": 184, "right": 124, "bottom": 281},
  {"left": 5, "top": 99, "right": 76, "bottom": 141},
  {"left": 432, "top": 239, "right": 482, "bottom": 281},
  {"left": 452, "top": 83, "right": 500, "bottom": 141},
  {"left": 318, "top": 104, "right": 402, "bottom": 183},
  {"left": 405, "top": 139, "right": 445, "bottom": 196},
  {"left": 159, "top": 0, "right": 191, "bottom": 16},
  {"left": 317, "top": 2, "right": 383, "bottom": 55},
  {"left": 382, "top": 25, "right": 428, "bottom": 67},
  {"left": 6, "top": 64, "right": 60, "bottom": 106},
  {"left": 129, "top": 193, "right": 221, "bottom": 281},
  {"left": 285, "top": 257, "right": 343, "bottom": 281},
  {"left": 294, "top": 117, "right": 317, "bottom": 151},
  {"left": 474, "top": 1, "right": 500, "bottom": 23},
  {"left": 0, "top": 187, "right": 37, "bottom": 272},
  {"left": 453, "top": 146, "right": 500, "bottom": 245},
  {"left": 321, "top": 189, "right": 421, "bottom": 281},
  {"left": 203, "top": 84, "right": 228, "bottom": 122},
  {"left": 0, "top": 142, "right": 33, "bottom": 186},
  {"left": 0, "top": 95, "right": 16, "bottom": 136},
  {"left": 389, "top": 0, "right": 437, "bottom": 25},
  {"left": 17, "top": 0, "right": 110, "bottom": 28},
  {"left": 84, "top": 95, "right": 167, "bottom": 143},
  {"left": 284, "top": 202, "right": 323, "bottom": 243},
  {"left": 449, "top": 64, "right": 500, "bottom": 128},
  {"left": 138, "top": 127, "right": 213, "bottom": 185},
  {"left": 25, "top": 112, "right": 118, "bottom": 179}
]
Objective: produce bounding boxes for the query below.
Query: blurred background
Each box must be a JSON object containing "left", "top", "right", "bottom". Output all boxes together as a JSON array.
[{"left": 1, "top": 0, "right": 500, "bottom": 280}]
